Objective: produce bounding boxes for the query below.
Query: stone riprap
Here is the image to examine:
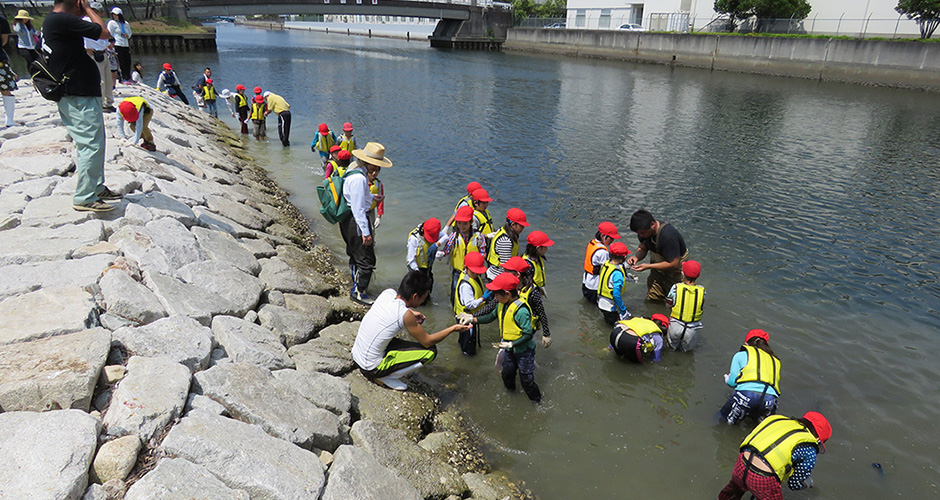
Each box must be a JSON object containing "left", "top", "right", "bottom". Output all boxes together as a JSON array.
[{"left": 1, "top": 82, "right": 513, "bottom": 499}]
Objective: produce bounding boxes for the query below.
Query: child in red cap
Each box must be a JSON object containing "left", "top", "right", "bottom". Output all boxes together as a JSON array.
[
  {"left": 406, "top": 217, "right": 442, "bottom": 304},
  {"left": 453, "top": 251, "right": 488, "bottom": 355},
  {"left": 339, "top": 121, "right": 356, "bottom": 152},
  {"left": 485, "top": 207, "right": 529, "bottom": 281},
  {"left": 718, "top": 329, "right": 781, "bottom": 425},
  {"left": 116, "top": 97, "right": 155, "bottom": 151},
  {"left": 249, "top": 95, "right": 266, "bottom": 140},
  {"left": 311, "top": 123, "right": 337, "bottom": 166},
  {"left": 597, "top": 242, "right": 633, "bottom": 325},
  {"left": 582, "top": 221, "right": 621, "bottom": 305},
  {"left": 665, "top": 260, "right": 705, "bottom": 351},
  {"left": 609, "top": 314, "right": 669, "bottom": 363},
  {"left": 437, "top": 205, "right": 486, "bottom": 304}
]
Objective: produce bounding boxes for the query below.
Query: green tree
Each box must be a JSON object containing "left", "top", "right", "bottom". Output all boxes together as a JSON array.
[
  {"left": 714, "top": 0, "right": 751, "bottom": 30},
  {"left": 715, "top": 0, "right": 811, "bottom": 30},
  {"left": 896, "top": 0, "right": 940, "bottom": 38},
  {"left": 512, "top": 0, "right": 566, "bottom": 24}
]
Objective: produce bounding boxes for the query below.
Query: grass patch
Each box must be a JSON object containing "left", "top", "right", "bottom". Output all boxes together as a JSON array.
[{"left": 131, "top": 18, "right": 210, "bottom": 34}]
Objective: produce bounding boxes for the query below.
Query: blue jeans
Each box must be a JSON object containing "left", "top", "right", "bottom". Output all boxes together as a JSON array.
[
  {"left": 57, "top": 96, "right": 105, "bottom": 205},
  {"left": 718, "top": 389, "right": 778, "bottom": 425},
  {"left": 205, "top": 99, "right": 218, "bottom": 117}
]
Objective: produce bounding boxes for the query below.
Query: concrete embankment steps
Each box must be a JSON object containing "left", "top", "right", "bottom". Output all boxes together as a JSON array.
[{"left": 0, "top": 83, "right": 519, "bottom": 499}]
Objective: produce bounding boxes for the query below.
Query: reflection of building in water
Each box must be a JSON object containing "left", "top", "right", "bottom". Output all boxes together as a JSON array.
[
  {"left": 322, "top": 14, "right": 436, "bottom": 25},
  {"left": 565, "top": 0, "right": 922, "bottom": 36}
]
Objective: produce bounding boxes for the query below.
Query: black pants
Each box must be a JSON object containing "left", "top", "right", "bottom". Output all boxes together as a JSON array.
[
  {"left": 501, "top": 349, "right": 541, "bottom": 402},
  {"left": 581, "top": 284, "right": 598, "bottom": 304},
  {"left": 339, "top": 213, "right": 375, "bottom": 293},
  {"left": 238, "top": 107, "right": 249, "bottom": 134},
  {"left": 168, "top": 85, "right": 189, "bottom": 105},
  {"left": 115, "top": 46, "right": 131, "bottom": 82},
  {"left": 19, "top": 48, "right": 39, "bottom": 68},
  {"left": 277, "top": 110, "right": 291, "bottom": 146}
]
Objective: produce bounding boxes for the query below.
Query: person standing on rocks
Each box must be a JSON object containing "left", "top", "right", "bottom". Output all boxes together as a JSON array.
[
  {"left": 43, "top": 0, "right": 121, "bottom": 212},
  {"left": 83, "top": 2, "right": 114, "bottom": 113},
  {"left": 342, "top": 142, "right": 391, "bottom": 305},
  {"left": 352, "top": 270, "right": 470, "bottom": 390},
  {"left": 12, "top": 10, "right": 40, "bottom": 68},
  {"left": 626, "top": 209, "right": 689, "bottom": 302},
  {"left": 107, "top": 7, "right": 131, "bottom": 83}
]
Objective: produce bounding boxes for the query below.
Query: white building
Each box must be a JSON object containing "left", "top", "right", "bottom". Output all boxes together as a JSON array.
[{"left": 565, "top": 0, "right": 921, "bottom": 37}]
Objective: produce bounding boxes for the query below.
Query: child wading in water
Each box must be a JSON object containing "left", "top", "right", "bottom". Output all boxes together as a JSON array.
[{"left": 665, "top": 260, "right": 705, "bottom": 351}]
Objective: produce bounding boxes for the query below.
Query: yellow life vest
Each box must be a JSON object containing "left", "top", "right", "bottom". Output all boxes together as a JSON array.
[
  {"left": 741, "top": 415, "right": 820, "bottom": 481},
  {"left": 203, "top": 85, "right": 216, "bottom": 101},
  {"left": 369, "top": 179, "right": 381, "bottom": 210},
  {"left": 597, "top": 260, "right": 626, "bottom": 300},
  {"left": 735, "top": 346, "right": 782, "bottom": 394},
  {"left": 315, "top": 132, "right": 335, "bottom": 153},
  {"left": 250, "top": 102, "right": 265, "bottom": 120},
  {"left": 473, "top": 208, "right": 493, "bottom": 236},
  {"left": 519, "top": 286, "right": 541, "bottom": 331},
  {"left": 616, "top": 317, "right": 662, "bottom": 337},
  {"left": 583, "top": 239, "right": 607, "bottom": 275},
  {"left": 453, "top": 271, "right": 484, "bottom": 316},
  {"left": 235, "top": 93, "right": 248, "bottom": 109},
  {"left": 670, "top": 283, "right": 705, "bottom": 322},
  {"left": 486, "top": 226, "right": 518, "bottom": 267},
  {"left": 524, "top": 255, "right": 546, "bottom": 288},
  {"left": 498, "top": 298, "right": 530, "bottom": 342},
  {"left": 449, "top": 230, "right": 482, "bottom": 271},
  {"left": 340, "top": 135, "right": 355, "bottom": 152},
  {"left": 408, "top": 226, "right": 432, "bottom": 269},
  {"left": 453, "top": 194, "right": 472, "bottom": 213}
]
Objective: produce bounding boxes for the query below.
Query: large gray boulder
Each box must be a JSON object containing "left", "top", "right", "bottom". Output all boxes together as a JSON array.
[
  {"left": 193, "top": 363, "right": 345, "bottom": 451},
  {"left": 124, "top": 458, "right": 249, "bottom": 500},
  {"left": 142, "top": 271, "right": 239, "bottom": 326},
  {"left": 0, "top": 253, "right": 114, "bottom": 300},
  {"left": 271, "top": 369, "right": 354, "bottom": 425},
  {"left": 0, "top": 153, "right": 73, "bottom": 178},
  {"left": 0, "top": 219, "right": 106, "bottom": 266},
  {"left": 111, "top": 315, "right": 214, "bottom": 372},
  {"left": 193, "top": 206, "right": 255, "bottom": 238},
  {"left": 257, "top": 303, "right": 318, "bottom": 348},
  {"left": 123, "top": 191, "right": 197, "bottom": 227},
  {"left": 204, "top": 194, "right": 272, "bottom": 231},
  {"left": 351, "top": 420, "right": 468, "bottom": 499},
  {"left": 0, "top": 410, "right": 100, "bottom": 500},
  {"left": 109, "top": 218, "right": 207, "bottom": 277},
  {"left": 321, "top": 445, "right": 422, "bottom": 500},
  {"left": 0, "top": 328, "right": 110, "bottom": 412},
  {"left": 286, "top": 322, "right": 358, "bottom": 376},
  {"left": 0, "top": 286, "right": 99, "bottom": 346},
  {"left": 258, "top": 257, "right": 320, "bottom": 294},
  {"left": 210, "top": 315, "right": 293, "bottom": 370},
  {"left": 192, "top": 226, "right": 260, "bottom": 276},
  {"left": 178, "top": 261, "right": 264, "bottom": 317},
  {"left": 103, "top": 356, "right": 191, "bottom": 442},
  {"left": 98, "top": 269, "right": 168, "bottom": 326},
  {"left": 20, "top": 194, "right": 100, "bottom": 229},
  {"left": 283, "top": 293, "right": 333, "bottom": 327},
  {"left": 161, "top": 411, "right": 326, "bottom": 500}
]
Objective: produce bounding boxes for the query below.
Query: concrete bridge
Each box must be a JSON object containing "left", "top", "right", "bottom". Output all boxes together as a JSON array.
[{"left": 186, "top": 0, "right": 514, "bottom": 49}]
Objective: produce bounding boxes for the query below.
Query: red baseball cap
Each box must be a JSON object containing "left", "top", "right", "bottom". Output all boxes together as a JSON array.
[
  {"left": 343, "top": 122, "right": 353, "bottom": 132},
  {"left": 598, "top": 221, "right": 621, "bottom": 239},
  {"left": 682, "top": 260, "right": 701, "bottom": 279},
  {"left": 318, "top": 123, "right": 329, "bottom": 135},
  {"left": 464, "top": 251, "right": 486, "bottom": 274},
  {"left": 454, "top": 205, "right": 474, "bottom": 222},
  {"left": 501, "top": 256, "right": 530, "bottom": 273},
  {"left": 235, "top": 84, "right": 245, "bottom": 91},
  {"left": 507, "top": 208, "right": 529, "bottom": 227},
  {"left": 254, "top": 86, "right": 262, "bottom": 94},
  {"left": 802, "top": 412, "right": 832, "bottom": 452},
  {"left": 329, "top": 145, "right": 342, "bottom": 154},
  {"left": 471, "top": 188, "right": 492, "bottom": 203},
  {"left": 466, "top": 181, "right": 482, "bottom": 195},
  {"left": 526, "top": 230, "right": 554, "bottom": 247},
  {"left": 253, "top": 95, "right": 264, "bottom": 104},
  {"left": 609, "top": 242, "right": 630, "bottom": 256},
  {"left": 205, "top": 78, "right": 213, "bottom": 84},
  {"left": 745, "top": 329, "right": 770, "bottom": 343},
  {"left": 162, "top": 63, "right": 172, "bottom": 70},
  {"left": 118, "top": 100, "right": 139, "bottom": 123},
  {"left": 423, "top": 218, "right": 441, "bottom": 243},
  {"left": 337, "top": 150, "right": 351, "bottom": 161},
  {"left": 651, "top": 313, "right": 670, "bottom": 329},
  {"left": 485, "top": 272, "right": 519, "bottom": 292}
]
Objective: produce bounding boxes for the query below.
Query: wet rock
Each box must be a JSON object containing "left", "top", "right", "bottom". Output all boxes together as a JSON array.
[
  {"left": 90, "top": 435, "right": 141, "bottom": 484},
  {"left": 271, "top": 369, "right": 354, "bottom": 425},
  {"left": 98, "top": 269, "right": 168, "bottom": 326},
  {"left": 0, "top": 409, "right": 100, "bottom": 500},
  {"left": 462, "top": 473, "right": 509, "bottom": 500},
  {"left": 257, "top": 303, "right": 317, "bottom": 347},
  {"left": 103, "top": 356, "right": 191, "bottom": 441},
  {"left": 238, "top": 236, "right": 277, "bottom": 258},
  {"left": 108, "top": 218, "right": 207, "bottom": 278},
  {"left": 161, "top": 411, "right": 326, "bottom": 500},
  {"left": 178, "top": 261, "right": 264, "bottom": 317},
  {"left": 210, "top": 315, "right": 293, "bottom": 370},
  {"left": 0, "top": 219, "right": 106, "bottom": 266},
  {"left": 264, "top": 223, "right": 303, "bottom": 245},
  {"left": 143, "top": 271, "right": 239, "bottom": 326},
  {"left": 418, "top": 431, "right": 458, "bottom": 454},
  {"left": 351, "top": 420, "right": 468, "bottom": 499},
  {"left": 111, "top": 315, "right": 214, "bottom": 372},
  {"left": 124, "top": 191, "right": 197, "bottom": 227},
  {"left": 192, "top": 226, "right": 260, "bottom": 276},
  {"left": 347, "top": 373, "right": 437, "bottom": 442},
  {"left": 328, "top": 294, "right": 369, "bottom": 319},
  {"left": 0, "top": 253, "right": 114, "bottom": 300},
  {"left": 194, "top": 363, "right": 346, "bottom": 451},
  {"left": 0, "top": 328, "right": 110, "bottom": 412},
  {"left": 205, "top": 194, "right": 272, "bottom": 231},
  {"left": 0, "top": 286, "right": 99, "bottom": 346},
  {"left": 322, "top": 445, "right": 422, "bottom": 500},
  {"left": 125, "top": 457, "right": 250, "bottom": 500}
]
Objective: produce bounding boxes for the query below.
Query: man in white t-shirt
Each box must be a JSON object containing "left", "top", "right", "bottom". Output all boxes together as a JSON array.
[{"left": 352, "top": 271, "right": 469, "bottom": 390}]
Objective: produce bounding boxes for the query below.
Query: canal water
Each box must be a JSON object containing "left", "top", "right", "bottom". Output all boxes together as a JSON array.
[{"left": 139, "top": 24, "right": 940, "bottom": 498}]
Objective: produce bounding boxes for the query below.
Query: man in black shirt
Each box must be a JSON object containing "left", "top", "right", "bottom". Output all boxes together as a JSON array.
[
  {"left": 43, "top": 0, "right": 119, "bottom": 212},
  {"left": 627, "top": 209, "right": 690, "bottom": 302}
]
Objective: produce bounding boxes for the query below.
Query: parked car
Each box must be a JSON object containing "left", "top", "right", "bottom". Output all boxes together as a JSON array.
[
  {"left": 618, "top": 23, "right": 644, "bottom": 31},
  {"left": 544, "top": 22, "right": 566, "bottom": 29}
]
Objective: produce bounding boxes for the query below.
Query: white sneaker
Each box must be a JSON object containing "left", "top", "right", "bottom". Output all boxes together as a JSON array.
[{"left": 376, "top": 376, "right": 407, "bottom": 391}]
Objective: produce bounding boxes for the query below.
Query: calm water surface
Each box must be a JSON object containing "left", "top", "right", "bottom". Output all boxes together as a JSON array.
[{"left": 141, "top": 24, "right": 940, "bottom": 498}]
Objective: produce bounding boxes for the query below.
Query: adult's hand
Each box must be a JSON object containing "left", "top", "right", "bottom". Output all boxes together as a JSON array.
[
  {"left": 631, "top": 263, "right": 649, "bottom": 272},
  {"left": 626, "top": 256, "right": 638, "bottom": 266},
  {"left": 362, "top": 235, "right": 373, "bottom": 246}
]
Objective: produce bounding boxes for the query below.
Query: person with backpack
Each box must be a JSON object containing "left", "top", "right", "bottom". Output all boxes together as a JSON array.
[{"left": 342, "top": 142, "right": 391, "bottom": 305}]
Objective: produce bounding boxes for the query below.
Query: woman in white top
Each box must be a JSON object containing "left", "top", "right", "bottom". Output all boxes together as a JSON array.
[
  {"left": 107, "top": 7, "right": 132, "bottom": 82},
  {"left": 130, "top": 61, "right": 143, "bottom": 84},
  {"left": 12, "top": 10, "right": 39, "bottom": 67}
]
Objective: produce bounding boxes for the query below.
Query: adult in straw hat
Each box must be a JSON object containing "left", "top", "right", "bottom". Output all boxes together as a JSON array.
[
  {"left": 12, "top": 10, "right": 40, "bottom": 67},
  {"left": 341, "top": 142, "right": 392, "bottom": 305}
]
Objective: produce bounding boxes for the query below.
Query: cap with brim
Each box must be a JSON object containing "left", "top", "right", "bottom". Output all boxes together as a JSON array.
[
  {"left": 262, "top": 91, "right": 271, "bottom": 97},
  {"left": 598, "top": 221, "right": 621, "bottom": 239},
  {"left": 337, "top": 150, "right": 351, "bottom": 160},
  {"left": 466, "top": 181, "right": 482, "bottom": 194},
  {"left": 253, "top": 95, "right": 264, "bottom": 104},
  {"left": 485, "top": 272, "right": 519, "bottom": 292},
  {"left": 651, "top": 313, "right": 670, "bottom": 329},
  {"left": 254, "top": 86, "right": 262, "bottom": 94},
  {"left": 163, "top": 63, "right": 172, "bottom": 70},
  {"left": 501, "top": 256, "right": 530, "bottom": 273},
  {"left": 118, "top": 100, "right": 138, "bottom": 122},
  {"left": 745, "top": 329, "right": 770, "bottom": 343},
  {"left": 471, "top": 188, "right": 492, "bottom": 202},
  {"left": 682, "top": 260, "right": 701, "bottom": 279},
  {"left": 464, "top": 252, "right": 486, "bottom": 274},
  {"left": 526, "top": 230, "right": 554, "bottom": 247},
  {"left": 205, "top": 79, "right": 213, "bottom": 84},
  {"left": 423, "top": 218, "right": 441, "bottom": 243},
  {"left": 507, "top": 207, "right": 529, "bottom": 227},
  {"left": 219, "top": 89, "right": 232, "bottom": 99},
  {"left": 329, "top": 145, "right": 342, "bottom": 154},
  {"left": 343, "top": 122, "right": 353, "bottom": 132},
  {"left": 15, "top": 10, "right": 32, "bottom": 20},
  {"left": 802, "top": 412, "right": 831, "bottom": 453},
  {"left": 352, "top": 142, "right": 393, "bottom": 168},
  {"left": 609, "top": 242, "right": 630, "bottom": 256},
  {"left": 236, "top": 84, "right": 246, "bottom": 91},
  {"left": 454, "top": 205, "right": 474, "bottom": 222},
  {"left": 318, "top": 123, "right": 329, "bottom": 134},
  {"left": 111, "top": 7, "right": 123, "bottom": 15}
]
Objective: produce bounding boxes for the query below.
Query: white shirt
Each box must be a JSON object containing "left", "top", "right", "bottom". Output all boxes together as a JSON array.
[
  {"left": 83, "top": 17, "right": 109, "bottom": 51},
  {"left": 342, "top": 162, "right": 373, "bottom": 237},
  {"left": 107, "top": 19, "right": 131, "bottom": 47},
  {"left": 581, "top": 247, "right": 609, "bottom": 290},
  {"left": 351, "top": 289, "right": 409, "bottom": 370},
  {"left": 457, "top": 279, "right": 485, "bottom": 311}
]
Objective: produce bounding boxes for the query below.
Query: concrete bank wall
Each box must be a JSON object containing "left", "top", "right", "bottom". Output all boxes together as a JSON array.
[{"left": 504, "top": 28, "right": 940, "bottom": 90}]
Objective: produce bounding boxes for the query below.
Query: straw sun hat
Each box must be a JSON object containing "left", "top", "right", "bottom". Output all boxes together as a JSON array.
[
  {"left": 14, "top": 10, "right": 32, "bottom": 21},
  {"left": 352, "top": 142, "right": 393, "bottom": 168}
]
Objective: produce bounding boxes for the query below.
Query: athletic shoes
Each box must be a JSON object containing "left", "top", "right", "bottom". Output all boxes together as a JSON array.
[
  {"left": 375, "top": 376, "right": 407, "bottom": 391},
  {"left": 97, "top": 187, "right": 123, "bottom": 201},
  {"left": 350, "top": 288, "right": 374, "bottom": 306},
  {"left": 73, "top": 201, "right": 115, "bottom": 212},
  {"left": 102, "top": 105, "right": 116, "bottom": 113}
]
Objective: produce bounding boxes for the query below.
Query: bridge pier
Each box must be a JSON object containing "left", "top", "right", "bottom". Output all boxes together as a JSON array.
[{"left": 429, "top": 6, "right": 513, "bottom": 51}]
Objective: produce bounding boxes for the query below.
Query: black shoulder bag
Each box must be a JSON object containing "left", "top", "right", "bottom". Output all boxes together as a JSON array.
[{"left": 29, "top": 53, "right": 69, "bottom": 102}]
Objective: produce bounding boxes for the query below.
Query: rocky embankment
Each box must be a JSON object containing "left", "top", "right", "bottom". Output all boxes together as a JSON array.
[{"left": 0, "top": 83, "right": 518, "bottom": 500}]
